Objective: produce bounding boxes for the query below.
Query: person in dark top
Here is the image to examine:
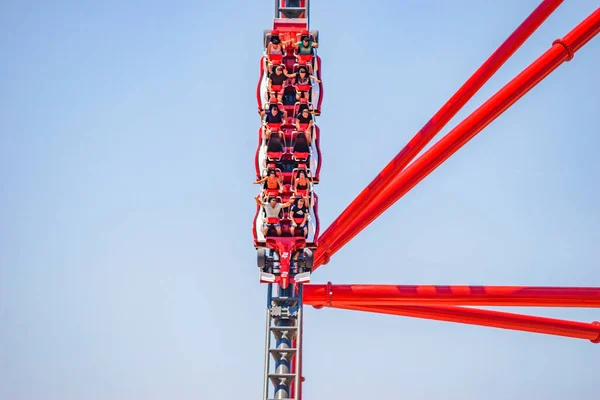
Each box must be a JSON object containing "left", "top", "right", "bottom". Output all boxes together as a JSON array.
[
  {"left": 268, "top": 65, "right": 295, "bottom": 103},
  {"left": 295, "top": 108, "right": 314, "bottom": 145},
  {"left": 261, "top": 100, "right": 287, "bottom": 122},
  {"left": 290, "top": 197, "right": 309, "bottom": 237},
  {"left": 296, "top": 103, "right": 310, "bottom": 114},
  {"left": 295, "top": 107, "right": 312, "bottom": 124},
  {"left": 264, "top": 105, "right": 284, "bottom": 124},
  {"left": 293, "top": 170, "right": 311, "bottom": 198},
  {"left": 261, "top": 105, "right": 285, "bottom": 142},
  {"left": 294, "top": 66, "right": 321, "bottom": 101}
]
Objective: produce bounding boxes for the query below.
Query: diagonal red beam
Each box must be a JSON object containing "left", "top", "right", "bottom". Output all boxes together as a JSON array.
[
  {"left": 314, "top": 0, "right": 563, "bottom": 265},
  {"left": 314, "top": 7, "right": 600, "bottom": 269},
  {"left": 303, "top": 283, "right": 600, "bottom": 308},
  {"left": 329, "top": 304, "right": 600, "bottom": 343}
]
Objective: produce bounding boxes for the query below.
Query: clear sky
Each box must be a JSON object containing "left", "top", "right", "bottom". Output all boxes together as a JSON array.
[{"left": 1, "top": 0, "right": 599, "bottom": 399}]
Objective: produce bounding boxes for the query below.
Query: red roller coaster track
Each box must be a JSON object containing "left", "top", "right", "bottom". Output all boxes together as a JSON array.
[{"left": 256, "top": 1, "right": 600, "bottom": 399}]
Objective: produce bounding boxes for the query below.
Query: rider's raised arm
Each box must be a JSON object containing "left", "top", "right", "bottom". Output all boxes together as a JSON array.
[
  {"left": 282, "top": 197, "right": 295, "bottom": 208},
  {"left": 254, "top": 194, "right": 266, "bottom": 206}
]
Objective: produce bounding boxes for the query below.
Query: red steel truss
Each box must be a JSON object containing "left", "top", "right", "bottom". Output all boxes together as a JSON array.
[
  {"left": 312, "top": 0, "right": 565, "bottom": 268},
  {"left": 313, "top": 3, "right": 600, "bottom": 270},
  {"left": 303, "top": 283, "right": 600, "bottom": 342},
  {"left": 330, "top": 304, "right": 600, "bottom": 343},
  {"left": 308, "top": 2, "right": 600, "bottom": 349},
  {"left": 303, "top": 284, "right": 600, "bottom": 308}
]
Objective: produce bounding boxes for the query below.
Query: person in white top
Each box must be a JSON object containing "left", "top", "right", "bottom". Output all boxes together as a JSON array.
[
  {"left": 254, "top": 195, "right": 295, "bottom": 237},
  {"left": 266, "top": 32, "right": 293, "bottom": 72}
]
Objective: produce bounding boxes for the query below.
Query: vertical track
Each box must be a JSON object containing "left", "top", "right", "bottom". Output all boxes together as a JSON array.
[
  {"left": 274, "top": 286, "right": 293, "bottom": 399},
  {"left": 264, "top": 284, "right": 301, "bottom": 399},
  {"left": 263, "top": 284, "right": 274, "bottom": 399},
  {"left": 294, "top": 285, "right": 304, "bottom": 400},
  {"left": 260, "top": 2, "right": 317, "bottom": 399}
]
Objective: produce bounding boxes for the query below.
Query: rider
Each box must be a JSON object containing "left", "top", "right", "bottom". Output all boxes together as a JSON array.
[
  {"left": 290, "top": 197, "right": 309, "bottom": 237},
  {"left": 293, "top": 169, "right": 311, "bottom": 198},
  {"left": 294, "top": 66, "right": 321, "bottom": 101},
  {"left": 295, "top": 107, "right": 314, "bottom": 146},
  {"left": 254, "top": 169, "right": 282, "bottom": 195},
  {"left": 262, "top": 103, "right": 285, "bottom": 141},
  {"left": 255, "top": 195, "right": 295, "bottom": 237},
  {"left": 266, "top": 30, "right": 292, "bottom": 71},
  {"left": 293, "top": 31, "right": 319, "bottom": 74},
  {"left": 268, "top": 65, "right": 295, "bottom": 103}
]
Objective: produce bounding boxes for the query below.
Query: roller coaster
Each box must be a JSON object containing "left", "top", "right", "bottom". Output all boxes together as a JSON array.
[{"left": 253, "top": 1, "right": 600, "bottom": 399}]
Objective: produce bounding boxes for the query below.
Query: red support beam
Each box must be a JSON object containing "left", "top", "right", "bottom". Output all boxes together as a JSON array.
[
  {"left": 330, "top": 304, "right": 600, "bottom": 343},
  {"left": 303, "top": 284, "right": 600, "bottom": 308},
  {"left": 314, "top": 7, "right": 600, "bottom": 269},
  {"left": 314, "top": 0, "right": 563, "bottom": 267}
]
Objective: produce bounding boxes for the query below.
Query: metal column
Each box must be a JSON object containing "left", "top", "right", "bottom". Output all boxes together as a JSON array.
[{"left": 263, "top": 284, "right": 303, "bottom": 400}]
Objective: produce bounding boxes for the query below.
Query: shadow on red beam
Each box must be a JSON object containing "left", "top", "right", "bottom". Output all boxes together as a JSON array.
[
  {"left": 302, "top": 284, "right": 600, "bottom": 308},
  {"left": 329, "top": 304, "right": 600, "bottom": 343}
]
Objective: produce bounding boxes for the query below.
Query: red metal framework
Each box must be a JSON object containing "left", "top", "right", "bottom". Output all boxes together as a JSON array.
[
  {"left": 306, "top": 1, "right": 600, "bottom": 337},
  {"left": 332, "top": 304, "right": 600, "bottom": 343},
  {"left": 303, "top": 284, "right": 600, "bottom": 308},
  {"left": 303, "top": 283, "right": 600, "bottom": 342},
  {"left": 255, "top": 1, "right": 600, "bottom": 399},
  {"left": 313, "top": 0, "right": 580, "bottom": 268},
  {"left": 304, "top": 1, "right": 600, "bottom": 344}
]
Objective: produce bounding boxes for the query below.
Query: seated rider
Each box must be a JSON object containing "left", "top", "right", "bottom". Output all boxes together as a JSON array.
[
  {"left": 254, "top": 195, "right": 295, "bottom": 237},
  {"left": 262, "top": 103, "right": 285, "bottom": 139},
  {"left": 262, "top": 97, "right": 287, "bottom": 116},
  {"left": 290, "top": 197, "right": 309, "bottom": 237},
  {"left": 254, "top": 169, "right": 282, "bottom": 195},
  {"left": 268, "top": 65, "right": 295, "bottom": 103},
  {"left": 293, "top": 170, "right": 311, "bottom": 198},
  {"left": 266, "top": 30, "right": 293, "bottom": 71},
  {"left": 295, "top": 107, "right": 314, "bottom": 146},
  {"left": 293, "top": 32, "right": 319, "bottom": 74},
  {"left": 294, "top": 66, "right": 321, "bottom": 101}
]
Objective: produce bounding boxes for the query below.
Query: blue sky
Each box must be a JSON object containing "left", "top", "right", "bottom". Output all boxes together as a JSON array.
[{"left": 1, "top": 0, "right": 599, "bottom": 399}]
